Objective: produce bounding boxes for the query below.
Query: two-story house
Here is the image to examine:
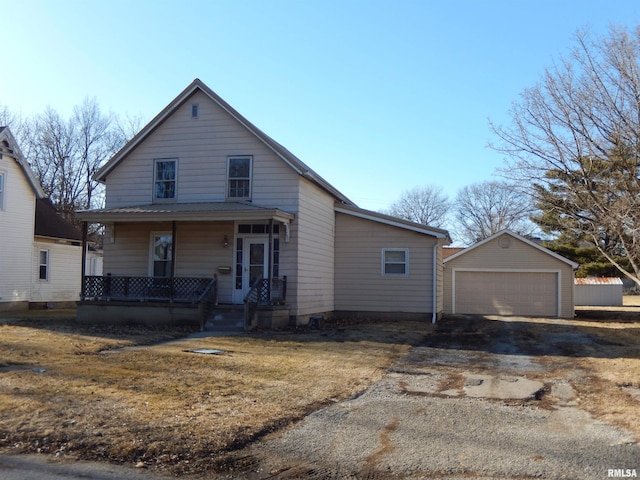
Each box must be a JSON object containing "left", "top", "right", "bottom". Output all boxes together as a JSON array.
[
  {"left": 0, "top": 127, "right": 83, "bottom": 311},
  {"left": 76, "top": 79, "right": 451, "bottom": 328}
]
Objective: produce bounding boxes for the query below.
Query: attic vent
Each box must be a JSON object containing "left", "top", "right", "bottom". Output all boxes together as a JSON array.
[
  {"left": 191, "top": 104, "right": 199, "bottom": 118},
  {"left": 498, "top": 236, "right": 511, "bottom": 248}
]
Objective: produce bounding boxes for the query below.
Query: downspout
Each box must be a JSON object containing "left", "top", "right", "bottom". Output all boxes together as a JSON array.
[{"left": 432, "top": 241, "right": 438, "bottom": 324}]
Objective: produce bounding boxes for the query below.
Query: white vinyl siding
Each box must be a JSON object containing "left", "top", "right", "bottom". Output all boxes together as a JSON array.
[
  {"left": 31, "top": 240, "right": 82, "bottom": 303},
  {"left": 104, "top": 91, "right": 299, "bottom": 209},
  {"left": 335, "top": 213, "right": 438, "bottom": 314},
  {"left": 0, "top": 158, "right": 35, "bottom": 306}
]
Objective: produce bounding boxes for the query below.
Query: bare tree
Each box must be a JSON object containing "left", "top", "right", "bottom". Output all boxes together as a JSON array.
[
  {"left": 490, "top": 25, "right": 640, "bottom": 285},
  {"left": 12, "top": 98, "right": 130, "bottom": 224},
  {"left": 385, "top": 185, "right": 450, "bottom": 227},
  {"left": 453, "top": 181, "right": 535, "bottom": 245}
]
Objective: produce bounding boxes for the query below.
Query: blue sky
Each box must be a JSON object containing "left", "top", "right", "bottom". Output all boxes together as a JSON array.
[{"left": 2, "top": 0, "right": 640, "bottom": 215}]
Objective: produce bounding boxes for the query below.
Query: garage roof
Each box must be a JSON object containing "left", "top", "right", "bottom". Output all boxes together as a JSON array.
[{"left": 444, "top": 229, "right": 579, "bottom": 269}]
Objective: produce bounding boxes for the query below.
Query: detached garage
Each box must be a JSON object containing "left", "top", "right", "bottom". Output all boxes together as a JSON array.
[{"left": 444, "top": 230, "right": 578, "bottom": 318}]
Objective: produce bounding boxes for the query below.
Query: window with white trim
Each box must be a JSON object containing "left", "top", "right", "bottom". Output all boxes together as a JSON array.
[
  {"left": 227, "top": 156, "right": 252, "bottom": 200},
  {"left": 382, "top": 248, "right": 409, "bottom": 276},
  {"left": 0, "top": 171, "right": 5, "bottom": 210},
  {"left": 39, "top": 250, "right": 49, "bottom": 281},
  {"left": 150, "top": 233, "right": 173, "bottom": 277},
  {"left": 154, "top": 159, "right": 177, "bottom": 201}
]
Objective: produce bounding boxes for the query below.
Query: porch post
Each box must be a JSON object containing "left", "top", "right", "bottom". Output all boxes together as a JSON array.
[
  {"left": 268, "top": 219, "right": 273, "bottom": 301},
  {"left": 170, "top": 221, "right": 177, "bottom": 300},
  {"left": 81, "top": 221, "right": 88, "bottom": 300},
  {"left": 170, "top": 221, "right": 177, "bottom": 278}
]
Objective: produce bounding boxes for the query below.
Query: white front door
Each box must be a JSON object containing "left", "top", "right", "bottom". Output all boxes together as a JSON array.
[{"left": 233, "top": 238, "right": 269, "bottom": 303}]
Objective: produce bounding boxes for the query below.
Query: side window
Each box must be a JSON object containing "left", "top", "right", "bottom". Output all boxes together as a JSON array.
[
  {"left": 154, "top": 159, "right": 177, "bottom": 201},
  {"left": 382, "top": 248, "right": 409, "bottom": 276},
  {"left": 227, "top": 156, "right": 252, "bottom": 200},
  {"left": 39, "top": 250, "right": 49, "bottom": 281},
  {"left": 0, "top": 171, "right": 5, "bottom": 210},
  {"left": 151, "top": 233, "right": 173, "bottom": 277}
]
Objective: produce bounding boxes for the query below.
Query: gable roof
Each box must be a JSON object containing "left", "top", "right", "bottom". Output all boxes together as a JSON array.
[
  {"left": 443, "top": 229, "right": 579, "bottom": 268},
  {"left": 35, "top": 198, "right": 82, "bottom": 241},
  {"left": 335, "top": 204, "right": 452, "bottom": 241},
  {"left": 0, "top": 126, "right": 45, "bottom": 198},
  {"left": 94, "top": 79, "right": 355, "bottom": 206}
]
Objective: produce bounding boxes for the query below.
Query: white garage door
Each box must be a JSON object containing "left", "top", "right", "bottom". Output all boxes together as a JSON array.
[{"left": 454, "top": 271, "right": 558, "bottom": 317}]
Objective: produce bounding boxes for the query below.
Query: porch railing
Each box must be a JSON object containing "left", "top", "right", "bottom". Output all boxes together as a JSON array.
[
  {"left": 243, "top": 276, "right": 287, "bottom": 330},
  {"left": 81, "top": 275, "right": 217, "bottom": 304}
]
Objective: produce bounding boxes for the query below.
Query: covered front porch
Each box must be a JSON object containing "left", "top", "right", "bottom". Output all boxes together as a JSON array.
[{"left": 76, "top": 202, "right": 294, "bottom": 329}]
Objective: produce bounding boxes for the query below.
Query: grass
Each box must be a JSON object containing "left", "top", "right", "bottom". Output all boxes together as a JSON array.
[
  {"left": 1, "top": 307, "right": 638, "bottom": 477},
  {"left": 0, "top": 312, "right": 429, "bottom": 476}
]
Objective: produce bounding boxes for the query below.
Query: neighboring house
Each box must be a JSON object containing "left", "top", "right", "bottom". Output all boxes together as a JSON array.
[
  {"left": 76, "top": 79, "right": 451, "bottom": 327},
  {"left": 0, "top": 127, "right": 82, "bottom": 310},
  {"left": 444, "top": 230, "right": 578, "bottom": 318},
  {"left": 32, "top": 198, "right": 83, "bottom": 307}
]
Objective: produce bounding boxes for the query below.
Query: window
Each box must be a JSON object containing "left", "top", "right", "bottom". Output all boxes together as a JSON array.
[
  {"left": 0, "top": 171, "right": 4, "bottom": 210},
  {"left": 154, "top": 159, "right": 177, "bottom": 201},
  {"left": 39, "top": 250, "right": 49, "bottom": 281},
  {"left": 191, "top": 104, "right": 199, "bottom": 118},
  {"left": 151, "top": 233, "right": 173, "bottom": 277},
  {"left": 382, "top": 249, "right": 409, "bottom": 276},
  {"left": 227, "top": 156, "right": 252, "bottom": 200}
]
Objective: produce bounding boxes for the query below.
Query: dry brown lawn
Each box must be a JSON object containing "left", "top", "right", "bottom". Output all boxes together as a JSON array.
[{"left": 0, "top": 311, "right": 428, "bottom": 476}]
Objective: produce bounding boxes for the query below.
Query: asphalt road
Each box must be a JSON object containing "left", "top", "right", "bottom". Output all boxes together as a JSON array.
[{"left": 0, "top": 454, "right": 174, "bottom": 480}]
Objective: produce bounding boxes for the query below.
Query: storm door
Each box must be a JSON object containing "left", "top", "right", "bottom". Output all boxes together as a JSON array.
[{"left": 233, "top": 237, "right": 269, "bottom": 303}]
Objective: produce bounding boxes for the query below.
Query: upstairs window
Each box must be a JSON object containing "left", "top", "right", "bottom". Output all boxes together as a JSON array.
[
  {"left": 154, "top": 159, "right": 177, "bottom": 201},
  {"left": 382, "top": 248, "right": 409, "bottom": 276},
  {"left": 227, "top": 156, "right": 252, "bottom": 200}
]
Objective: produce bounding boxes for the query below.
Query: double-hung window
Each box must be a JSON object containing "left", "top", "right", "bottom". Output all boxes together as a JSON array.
[
  {"left": 151, "top": 233, "right": 173, "bottom": 277},
  {"left": 39, "top": 250, "right": 49, "bottom": 281},
  {"left": 382, "top": 248, "right": 409, "bottom": 276},
  {"left": 227, "top": 156, "right": 252, "bottom": 200},
  {"left": 154, "top": 159, "right": 177, "bottom": 201}
]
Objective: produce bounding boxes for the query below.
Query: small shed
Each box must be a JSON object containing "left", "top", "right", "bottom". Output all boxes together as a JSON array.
[
  {"left": 444, "top": 230, "right": 578, "bottom": 318},
  {"left": 574, "top": 277, "right": 623, "bottom": 306}
]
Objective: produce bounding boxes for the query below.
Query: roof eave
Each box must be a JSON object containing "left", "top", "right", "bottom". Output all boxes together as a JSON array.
[
  {"left": 335, "top": 205, "right": 451, "bottom": 241},
  {"left": 76, "top": 207, "right": 295, "bottom": 224}
]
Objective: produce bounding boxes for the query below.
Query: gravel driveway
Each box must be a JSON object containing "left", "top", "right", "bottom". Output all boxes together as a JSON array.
[{"left": 224, "top": 315, "right": 639, "bottom": 480}]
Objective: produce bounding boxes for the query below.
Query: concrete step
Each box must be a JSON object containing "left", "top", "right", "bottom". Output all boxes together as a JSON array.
[{"left": 204, "top": 309, "right": 245, "bottom": 332}]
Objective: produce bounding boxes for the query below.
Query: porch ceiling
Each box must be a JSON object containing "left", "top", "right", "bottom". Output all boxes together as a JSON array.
[{"left": 76, "top": 202, "right": 295, "bottom": 224}]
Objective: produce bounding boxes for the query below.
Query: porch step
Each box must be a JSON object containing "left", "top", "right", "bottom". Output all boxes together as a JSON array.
[{"left": 203, "top": 306, "right": 244, "bottom": 333}]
